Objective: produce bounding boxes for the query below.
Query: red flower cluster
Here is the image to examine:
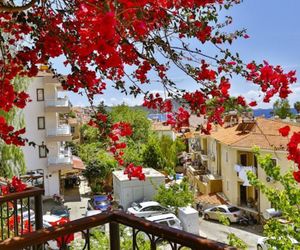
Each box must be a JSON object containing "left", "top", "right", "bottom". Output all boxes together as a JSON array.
[
  {"left": 109, "top": 122, "right": 132, "bottom": 165},
  {"left": 278, "top": 126, "right": 300, "bottom": 183},
  {"left": 246, "top": 61, "right": 297, "bottom": 103},
  {"left": 167, "top": 107, "right": 190, "bottom": 130},
  {"left": 1, "top": 176, "right": 27, "bottom": 195},
  {"left": 143, "top": 93, "right": 173, "bottom": 113},
  {"left": 0, "top": 116, "right": 26, "bottom": 145},
  {"left": 124, "top": 164, "right": 145, "bottom": 181}
]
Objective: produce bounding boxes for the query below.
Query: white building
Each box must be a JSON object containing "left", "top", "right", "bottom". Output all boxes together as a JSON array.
[
  {"left": 113, "top": 168, "right": 165, "bottom": 210},
  {"left": 22, "top": 69, "right": 81, "bottom": 196}
]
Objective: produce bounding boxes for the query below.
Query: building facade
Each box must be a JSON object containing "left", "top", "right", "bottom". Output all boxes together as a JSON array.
[
  {"left": 196, "top": 116, "right": 299, "bottom": 214},
  {"left": 22, "top": 70, "right": 77, "bottom": 196}
]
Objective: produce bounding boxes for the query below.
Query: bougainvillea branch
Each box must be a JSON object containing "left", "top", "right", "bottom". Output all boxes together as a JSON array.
[{"left": 0, "top": 0, "right": 299, "bottom": 180}]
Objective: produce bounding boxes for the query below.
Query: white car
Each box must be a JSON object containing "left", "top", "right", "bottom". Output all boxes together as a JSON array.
[
  {"left": 146, "top": 213, "right": 183, "bottom": 230},
  {"left": 257, "top": 237, "right": 299, "bottom": 250},
  {"left": 127, "top": 201, "right": 169, "bottom": 218},
  {"left": 203, "top": 205, "right": 243, "bottom": 223}
]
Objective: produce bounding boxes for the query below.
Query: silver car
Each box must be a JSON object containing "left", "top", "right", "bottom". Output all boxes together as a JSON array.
[{"left": 203, "top": 205, "right": 243, "bottom": 223}]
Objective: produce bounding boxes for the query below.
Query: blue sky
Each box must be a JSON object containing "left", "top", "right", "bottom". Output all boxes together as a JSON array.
[{"left": 55, "top": 0, "right": 300, "bottom": 109}]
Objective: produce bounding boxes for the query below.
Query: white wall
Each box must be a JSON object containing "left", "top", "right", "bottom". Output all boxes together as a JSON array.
[{"left": 22, "top": 76, "right": 64, "bottom": 196}]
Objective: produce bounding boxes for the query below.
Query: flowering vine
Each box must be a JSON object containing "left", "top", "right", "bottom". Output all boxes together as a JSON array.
[{"left": 0, "top": 0, "right": 299, "bottom": 181}]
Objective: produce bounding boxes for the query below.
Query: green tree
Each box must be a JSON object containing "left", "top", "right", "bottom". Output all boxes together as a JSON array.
[
  {"left": 0, "top": 77, "right": 28, "bottom": 177},
  {"left": 110, "top": 105, "right": 151, "bottom": 144},
  {"left": 154, "top": 178, "right": 194, "bottom": 214},
  {"left": 142, "top": 134, "right": 163, "bottom": 169},
  {"left": 159, "top": 136, "right": 186, "bottom": 170},
  {"left": 246, "top": 147, "right": 300, "bottom": 250},
  {"left": 80, "top": 124, "right": 100, "bottom": 144},
  {"left": 294, "top": 101, "right": 300, "bottom": 114},
  {"left": 82, "top": 149, "right": 117, "bottom": 193},
  {"left": 273, "top": 99, "right": 293, "bottom": 119},
  {"left": 122, "top": 140, "right": 144, "bottom": 166}
]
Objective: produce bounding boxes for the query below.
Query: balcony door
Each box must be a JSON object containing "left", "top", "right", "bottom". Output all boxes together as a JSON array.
[
  {"left": 240, "top": 154, "right": 247, "bottom": 166},
  {"left": 217, "top": 143, "right": 221, "bottom": 176},
  {"left": 240, "top": 184, "right": 247, "bottom": 206}
]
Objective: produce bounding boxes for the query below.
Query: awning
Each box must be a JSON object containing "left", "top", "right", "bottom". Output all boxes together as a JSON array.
[{"left": 72, "top": 156, "right": 85, "bottom": 170}]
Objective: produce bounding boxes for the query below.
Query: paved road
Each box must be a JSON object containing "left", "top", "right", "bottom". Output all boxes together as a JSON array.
[
  {"left": 199, "top": 218, "right": 262, "bottom": 250},
  {"left": 64, "top": 178, "right": 91, "bottom": 220}
]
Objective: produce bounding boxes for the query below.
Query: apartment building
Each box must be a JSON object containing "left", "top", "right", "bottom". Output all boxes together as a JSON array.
[
  {"left": 196, "top": 115, "right": 299, "bottom": 214},
  {"left": 22, "top": 69, "right": 81, "bottom": 196}
]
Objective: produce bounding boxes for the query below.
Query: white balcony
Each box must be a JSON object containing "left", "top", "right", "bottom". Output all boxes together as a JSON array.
[
  {"left": 46, "top": 125, "right": 72, "bottom": 142},
  {"left": 48, "top": 148, "right": 73, "bottom": 170},
  {"left": 44, "top": 98, "right": 71, "bottom": 113}
]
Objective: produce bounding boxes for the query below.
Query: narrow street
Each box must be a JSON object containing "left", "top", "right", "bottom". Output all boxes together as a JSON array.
[
  {"left": 199, "top": 218, "right": 262, "bottom": 250},
  {"left": 64, "top": 177, "right": 91, "bottom": 220}
]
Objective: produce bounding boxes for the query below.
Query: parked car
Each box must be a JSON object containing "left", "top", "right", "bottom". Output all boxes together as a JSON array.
[
  {"left": 203, "top": 205, "right": 243, "bottom": 223},
  {"left": 257, "top": 237, "right": 299, "bottom": 250},
  {"left": 88, "top": 195, "right": 112, "bottom": 212},
  {"left": 146, "top": 213, "right": 183, "bottom": 230},
  {"left": 127, "top": 201, "right": 169, "bottom": 218},
  {"left": 50, "top": 206, "right": 70, "bottom": 219}
]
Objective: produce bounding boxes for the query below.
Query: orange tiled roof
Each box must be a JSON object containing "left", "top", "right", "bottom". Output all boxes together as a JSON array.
[{"left": 209, "top": 117, "right": 300, "bottom": 150}]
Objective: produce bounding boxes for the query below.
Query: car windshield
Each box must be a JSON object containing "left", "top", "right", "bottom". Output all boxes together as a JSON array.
[
  {"left": 95, "top": 200, "right": 110, "bottom": 206},
  {"left": 132, "top": 202, "right": 142, "bottom": 211},
  {"left": 228, "top": 207, "right": 240, "bottom": 213},
  {"left": 53, "top": 209, "right": 67, "bottom": 215}
]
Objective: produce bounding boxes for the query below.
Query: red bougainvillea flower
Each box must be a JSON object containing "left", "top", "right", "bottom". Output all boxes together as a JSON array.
[
  {"left": 293, "top": 171, "right": 300, "bottom": 183},
  {"left": 249, "top": 101, "right": 257, "bottom": 107},
  {"left": 279, "top": 126, "right": 290, "bottom": 137},
  {"left": 124, "top": 163, "right": 145, "bottom": 181}
]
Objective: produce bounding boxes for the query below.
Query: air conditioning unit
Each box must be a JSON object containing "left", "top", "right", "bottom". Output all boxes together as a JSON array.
[{"left": 266, "top": 176, "right": 275, "bottom": 183}]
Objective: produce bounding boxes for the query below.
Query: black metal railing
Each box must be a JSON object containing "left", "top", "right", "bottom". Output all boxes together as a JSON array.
[
  {"left": 0, "top": 210, "right": 236, "bottom": 250},
  {"left": 0, "top": 187, "right": 43, "bottom": 241}
]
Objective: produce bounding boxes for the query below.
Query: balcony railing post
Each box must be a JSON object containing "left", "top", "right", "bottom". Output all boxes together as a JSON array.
[
  {"left": 34, "top": 193, "right": 43, "bottom": 230},
  {"left": 109, "top": 222, "right": 120, "bottom": 250}
]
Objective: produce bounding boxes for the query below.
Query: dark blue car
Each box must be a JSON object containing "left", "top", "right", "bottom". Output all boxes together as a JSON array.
[{"left": 92, "top": 195, "right": 112, "bottom": 211}]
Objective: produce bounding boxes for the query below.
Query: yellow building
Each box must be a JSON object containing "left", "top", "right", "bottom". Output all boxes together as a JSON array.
[{"left": 197, "top": 116, "right": 299, "bottom": 215}]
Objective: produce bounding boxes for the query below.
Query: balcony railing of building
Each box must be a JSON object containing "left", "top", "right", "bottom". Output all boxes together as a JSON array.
[
  {"left": 44, "top": 98, "right": 71, "bottom": 108},
  {"left": 0, "top": 187, "right": 236, "bottom": 250},
  {"left": 47, "top": 125, "right": 71, "bottom": 137},
  {"left": 48, "top": 153, "right": 73, "bottom": 166},
  {"left": 0, "top": 187, "right": 43, "bottom": 242},
  {"left": 0, "top": 210, "right": 235, "bottom": 250}
]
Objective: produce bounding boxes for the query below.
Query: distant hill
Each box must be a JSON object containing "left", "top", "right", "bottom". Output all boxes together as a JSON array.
[{"left": 253, "top": 108, "right": 297, "bottom": 118}]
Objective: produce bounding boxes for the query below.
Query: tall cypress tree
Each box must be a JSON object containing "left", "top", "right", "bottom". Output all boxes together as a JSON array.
[{"left": 0, "top": 77, "right": 28, "bottom": 177}]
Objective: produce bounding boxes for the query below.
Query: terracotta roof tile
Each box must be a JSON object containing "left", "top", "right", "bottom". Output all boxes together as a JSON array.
[{"left": 208, "top": 117, "right": 300, "bottom": 150}]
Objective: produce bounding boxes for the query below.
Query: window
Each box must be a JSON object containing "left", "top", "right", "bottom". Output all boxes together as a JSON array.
[
  {"left": 71, "top": 126, "right": 75, "bottom": 133},
  {"left": 36, "top": 89, "right": 44, "bottom": 101},
  {"left": 37, "top": 117, "right": 45, "bottom": 130},
  {"left": 169, "top": 219, "right": 176, "bottom": 226},
  {"left": 155, "top": 206, "right": 167, "bottom": 211},
  {"left": 141, "top": 206, "right": 154, "bottom": 212},
  {"left": 218, "top": 208, "right": 226, "bottom": 213},
  {"left": 158, "top": 221, "right": 169, "bottom": 226},
  {"left": 39, "top": 145, "right": 47, "bottom": 158}
]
